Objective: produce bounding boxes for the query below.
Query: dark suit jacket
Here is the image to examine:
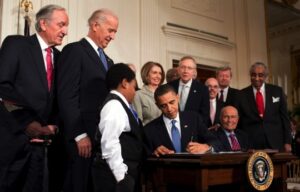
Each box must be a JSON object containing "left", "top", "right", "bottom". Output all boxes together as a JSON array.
[
  {"left": 144, "top": 111, "right": 219, "bottom": 155},
  {"left": 168, "top": 79, "right": 210, "bottom": 125},
  {"left": 57, "top": 38, "right": 114, "bottom": 142},
  {"left": 212, "top": 128, "right": 249, "bottom": 152},
  {"left": 0, "top": 35, "right": 59, "bottom": 127},
  {"left": 237, "top": 84, "right": 291, "bottom": 151},
  {"left": 224, "top": 87, "right": 240, "bottom": 107},
  {"left": 208, "top": 99, "right": 223, "bottom": 127}
]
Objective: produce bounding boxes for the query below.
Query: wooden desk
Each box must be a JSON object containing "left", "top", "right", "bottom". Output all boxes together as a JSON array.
[{"left": 146, "top": 152, "right": 297, "bottom": 192}]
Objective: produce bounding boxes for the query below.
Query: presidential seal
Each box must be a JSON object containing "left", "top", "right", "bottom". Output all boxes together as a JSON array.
[{"left": 247, "top": 151, "right": 274, "bottom": 191}]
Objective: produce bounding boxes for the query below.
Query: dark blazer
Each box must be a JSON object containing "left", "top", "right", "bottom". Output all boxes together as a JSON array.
[
  {"left": 237, "top": 84, "right": 291, "bottom": 151},
  {"left": 57, "top": 38, "right": 114, "bottom": 141},
  {"left": 56, "top": 38, "right": 114, "bottom": 192},
  {"left": 168, "top": 79, "right": 210, "bottom": 125},
  {"left": 224, "top": 87, "right": 240, "bottom": 107},
  {"left": 212, "top": 128, "right": 249, "bottom": 152},
  {"left": 144, "top": 111, "right": 219, "bottom": 155},
  {"left": 0, "top": 34, "right": 59, "bottom": 191},
  {"left": 207, "top": 99, "right": 223, "bottom": 128}
]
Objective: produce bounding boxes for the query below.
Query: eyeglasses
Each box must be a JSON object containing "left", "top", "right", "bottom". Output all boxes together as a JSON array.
[{"left": 222, "top": 115, "right": 238, "bottom": 119}]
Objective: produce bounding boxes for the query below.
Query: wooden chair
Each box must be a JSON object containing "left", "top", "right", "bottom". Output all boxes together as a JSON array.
[{"left": 287, "top": 159, "right": 300, "bottom": 192}]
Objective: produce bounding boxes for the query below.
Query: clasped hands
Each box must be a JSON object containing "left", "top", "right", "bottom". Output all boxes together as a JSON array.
[
  {"left": 25, "top": 121, "right": 58, "bottom": 145},
  {"left": 153, "top": 142, "right": 211, "bottom": 157}
]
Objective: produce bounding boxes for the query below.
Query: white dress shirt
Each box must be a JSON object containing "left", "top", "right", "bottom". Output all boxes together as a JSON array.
[
  {"left": 162, "top": 114, "right": 181, "bottom": 140},
  {"left": 36, "top": 33, "right": 53, "bottom": 71},
  {"left": 252, "top": 83, "right": 266, "bottom": 108},
  {"left": 99, "top": 90, "right": 131, "bottom": 182},
  {"left": 219, "top": 86, "right": 229, "bottom": 102}
]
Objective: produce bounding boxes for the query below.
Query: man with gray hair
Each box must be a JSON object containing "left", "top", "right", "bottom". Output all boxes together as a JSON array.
[
  {"left": 0, "top": 4, "right": 69, "bottom": 192},
  {"left": 57, "top": 8, "right": 118, "bottom": 192},
  {"left": 237, "top": 62, "right": 291, "bottom": 152}
]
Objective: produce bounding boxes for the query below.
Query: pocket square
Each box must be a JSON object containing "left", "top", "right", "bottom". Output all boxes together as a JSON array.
[{"left": 272, "top": 97, "right": 280, "bottom": 103}]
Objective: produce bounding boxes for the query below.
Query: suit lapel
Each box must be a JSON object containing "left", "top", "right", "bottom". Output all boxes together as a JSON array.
[
  {"left": 80, "top": 38, "right": 107, "bottom": 74},
  {"left": 219, "top": 129, "right": 232, "bottom": 151},
  {"left": 185, "top": 80, "right": 196, "bottom": 109},
  {"left": 264, "top": 84, "right": 272, "bottom": 118},
  {"left": 245, "top": 86, "right": 258, "bottom": 115},
  {"left": 158, "top": 116, "right": 175, "bottom": 150},
  {"left": 179, "top": 113, "right": 191, "bottom": 151},
  {"left": 29, "top": 35, "right": 48, "bottom": 91}
]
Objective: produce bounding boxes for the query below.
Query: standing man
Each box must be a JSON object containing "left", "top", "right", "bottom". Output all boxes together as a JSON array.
[
  {"left": 212, "top": 106, "right": 249, "bottom": 152},
  {"left": 205, "top": 77, "right": 223, "bottom": 128},
  {"left": 57, "top": 9, "right": 118, "bottom": 192},
  {"left": 92, "top": 64, "right": 144, "bottom": 192},
  {"left": 0, "top": 5, "right": 69, "bottom": 192},
  {"left": 168, "top": 56, "right": 210, "bottom": 125},
  {"left": 237, "top": 62, "right": 291, "bottom": 152},
  {"left": 216, "top": 66, "right": 240, "bottom": 106}
]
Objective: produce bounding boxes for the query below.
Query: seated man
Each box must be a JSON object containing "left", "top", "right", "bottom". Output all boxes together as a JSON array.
[
  {"left": 144, "top": 84, "right": 219, "bottom": 157},
  {"left": 212, "top": 106, "right": 249, "bottom": 152}
]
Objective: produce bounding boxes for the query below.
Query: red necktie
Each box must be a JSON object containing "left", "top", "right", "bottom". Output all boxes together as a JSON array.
[
  {"left": 46, "top": 47, "right": 53, "bottom": 91},
  {"left": 256, "top": 88, "right": 264, "bottom": 118},
  {"left": 229, "top": 133, "right": 241, "bottom": 151}
]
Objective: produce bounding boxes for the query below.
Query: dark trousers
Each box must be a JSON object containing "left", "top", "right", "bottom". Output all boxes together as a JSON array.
[
  {"left": 63, "top": 142, "right": 93, "bottom": 192},
  {"left": 0, "top": 144, "right": 46, "bottom": 192},
  {"left": 92, "top": 158, "right": 140, "bottom": 192}
]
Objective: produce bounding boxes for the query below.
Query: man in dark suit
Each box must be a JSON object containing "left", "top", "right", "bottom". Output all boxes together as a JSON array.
[
  {"left": 57, "top": 9, "right": 118, "bottom": 192},
  {"left": 144, "top": 84, "right": 219, "bottom": 157},
  {"left": 216, "top": 66, "right": 240, "bottom": 107},
  {"left": 205, "top": 77, "right": 223, "bottom": 128},
  {"left": 168, "top": 56, "right": 210, "bottom": 125},
  {"left": 0, "top": 5, "right": 69, "bottom": 192},
  {"left": 237, "top": 62, "right": 291, "bottom": 152},
  {"left": 212, "top": 106, "right": 249, "bottom": 152}
]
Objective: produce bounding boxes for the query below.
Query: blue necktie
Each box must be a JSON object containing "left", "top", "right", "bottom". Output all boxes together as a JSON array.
[
  {"left": 129, "top": 105, "right": 139, "bottom": 123},
  {"left": 171, "top": 120, "right": 181, "bottom": 152},
  {"left": 97, "top": 48, "right": 108, "bottom": 71}
]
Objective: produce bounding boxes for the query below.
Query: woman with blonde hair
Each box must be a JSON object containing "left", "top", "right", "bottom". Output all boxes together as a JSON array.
[{"left": 132, "top": 61, "right": 165, "bottom": 125}]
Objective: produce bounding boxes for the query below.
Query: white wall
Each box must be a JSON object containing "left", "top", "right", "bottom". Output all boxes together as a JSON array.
[{"left": 0, "top": 0, "right": 268, "bottom": 88}]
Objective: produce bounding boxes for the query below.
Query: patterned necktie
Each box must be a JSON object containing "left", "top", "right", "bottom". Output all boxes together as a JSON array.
[
  {"left": 210, "top": 100, "right": 215, "bottom": 124},
  {"left": 45, "top": 47, "right": 53, "bottom": 91},
  {"left": 229, "top": 133, "right": 241, "bottom": 151},
  {"left": 171, "top": 120, "right": 181, "bottom": 153},
  {"left": 179, "top": 84, "right": 187, "bottom": 111},
  {"left": 97, "top": 48, "right": 108, "bottom": 71},
  {"left": 256, "top": 88, "right": 264, "bottom": 118},
  {"left": 219, "top": 89, "right": 224, "bottom": 103}
]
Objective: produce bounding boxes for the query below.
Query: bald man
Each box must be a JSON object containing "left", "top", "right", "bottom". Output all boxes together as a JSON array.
[
  {"left": 205, "top": 78, "right": 223, "bottom": 128},
  {"left": 212, "top": 106, "right": 249, "bottom": 152}
]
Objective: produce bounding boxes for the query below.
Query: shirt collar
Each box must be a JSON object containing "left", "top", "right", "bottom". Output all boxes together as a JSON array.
[
  {"left": 163, "top": 113, "right": 180, "bottom": 126},
  {"left": 179, "top": 79, "right": 192, "bottom": 87},
  {"left": 85, "top": 36, "right": 99, "bottom": 54},
  {"left": 222, "top": 128, "right": 235, "bottom": 137},
  {"left": 110, "top": 90, "right": 130, "bottom": 108},
  {"left": 252, "top": 83, "right": 265, "bottom": 92},
  {"left": 36, "top": 33, "right": 49, "bottom": 50}
]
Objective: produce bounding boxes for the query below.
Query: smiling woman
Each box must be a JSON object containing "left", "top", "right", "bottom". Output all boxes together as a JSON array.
[{"left": 132, "top": 61, "right": 165, "bottom": 125}]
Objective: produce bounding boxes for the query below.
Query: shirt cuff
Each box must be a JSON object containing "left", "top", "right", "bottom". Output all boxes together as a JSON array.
[{"left": 75, "top": 133, "right": 88, "bottom": 142}]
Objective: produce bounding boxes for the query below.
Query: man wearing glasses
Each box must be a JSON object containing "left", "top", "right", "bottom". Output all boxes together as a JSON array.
[{"left": 236, "top": 62, "right": 291, "bottom": 152}]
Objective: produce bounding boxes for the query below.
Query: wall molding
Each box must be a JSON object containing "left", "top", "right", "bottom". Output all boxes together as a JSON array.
[{"left": 162, "top": 24, "right": 236, "bottom": 49}]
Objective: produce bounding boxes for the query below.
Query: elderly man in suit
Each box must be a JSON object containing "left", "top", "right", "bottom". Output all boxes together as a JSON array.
[
  {"left": 168, "top": 56, "right": 210, "bottom": 125},
  {"left": 0, "top": 5, "right": 68, "bottom": 192},
  {"left": 216, "top": 66, "right": 240, "bottom": 106},
  {"left": 212, "top": 106, "right": 249, "bottom": 152},
  {"left": 237, "top": 62, "right": 291, "bottom": 152},
  {"left": 144, "top": 84, "right": 219, "bottom": 157},
  {"left": 205, "top": 77, "right": 223, "bottom": 128},
  {"left": 57, "top": 9, "right": 118, "bottom": 192}
]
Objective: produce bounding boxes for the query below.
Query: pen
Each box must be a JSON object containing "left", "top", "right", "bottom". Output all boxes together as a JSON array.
[{"left": 190, "top": 134, "right": 194, "bottom": 142}]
